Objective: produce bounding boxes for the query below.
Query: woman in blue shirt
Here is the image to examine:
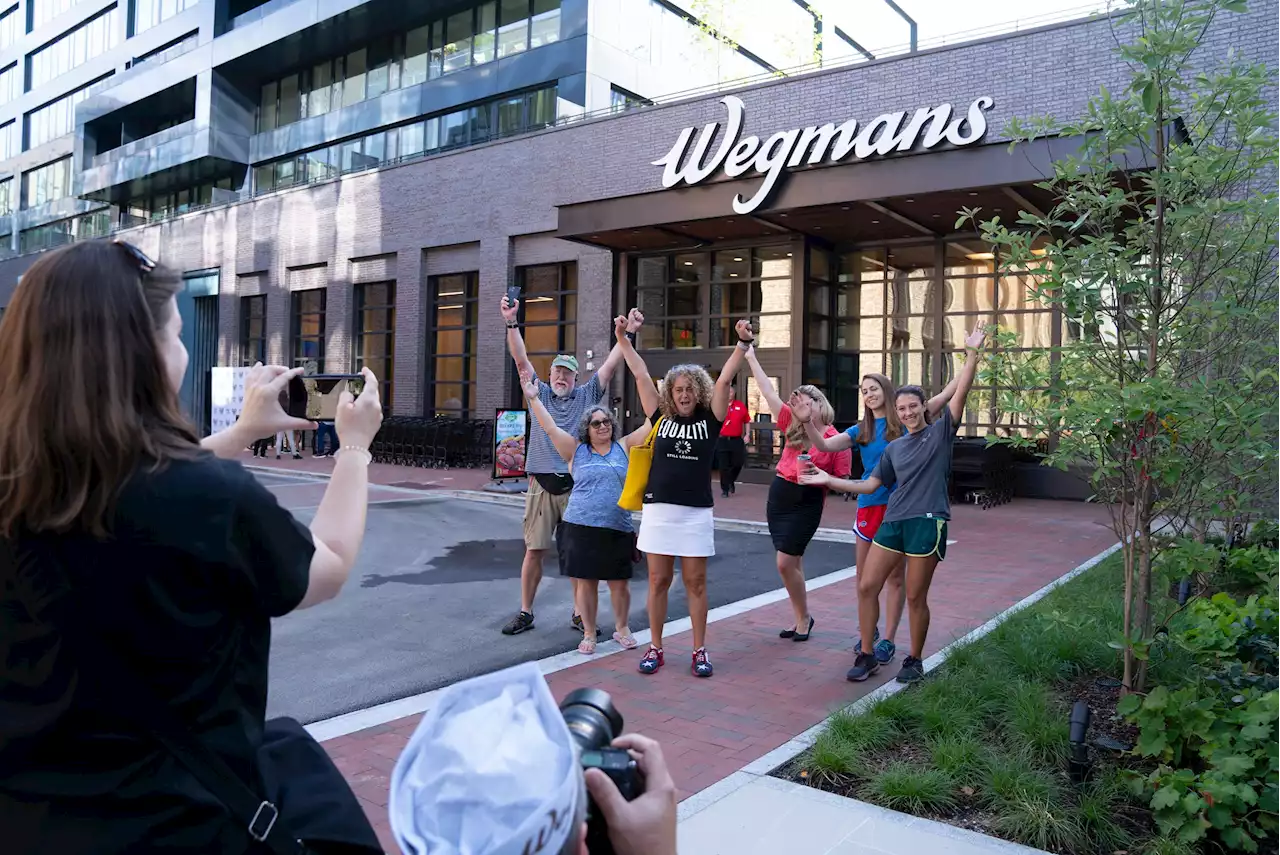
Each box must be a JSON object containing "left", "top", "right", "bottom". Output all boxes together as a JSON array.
[{"left": 519, "top": 313, "right": 660, "bottom": 655}]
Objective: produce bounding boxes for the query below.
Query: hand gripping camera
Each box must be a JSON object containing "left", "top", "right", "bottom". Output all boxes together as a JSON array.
[{"left": 558, "top": 689, "right": 645, "bottom": 855}]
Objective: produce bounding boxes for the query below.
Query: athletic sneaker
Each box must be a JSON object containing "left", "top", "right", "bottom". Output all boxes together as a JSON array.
[
  {"left": 897, "top": 656, "right": 925, "bottom": 684},
  {"left": 874, "top": 638, "right": 897, "bottom": 664},
  {"left": 692, "top": 648, "right": 714, "bottom": 678},
  {"left": 571, "top": 613, "right": 603, "bottom": 639},
  {"left": 502, "top": 611, "right": 535, "bottom": 635},
  {"left": 846, "top": 651, "right": 880, "bottom": 682},
  {"left": 639, "top": 646, "right": 664, "bottom": 674},
  {"left": 858, "top": 627, "right": 881, "bottom": 656}
]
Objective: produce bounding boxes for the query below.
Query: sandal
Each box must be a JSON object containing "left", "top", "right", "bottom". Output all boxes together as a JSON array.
[
  {"left": 578, "top": 637, "right": 597, "bottom": 655},
  {"left": 613, "top": 629, "right": 638, "bottom": 649}
]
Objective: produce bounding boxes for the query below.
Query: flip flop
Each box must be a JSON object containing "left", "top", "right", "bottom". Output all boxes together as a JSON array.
[
  {"left": 578, "top": 638, "right": 597, "bottom": 655},
  {"left": 613, "top": 630, "right": 638, "bottom": 650}
]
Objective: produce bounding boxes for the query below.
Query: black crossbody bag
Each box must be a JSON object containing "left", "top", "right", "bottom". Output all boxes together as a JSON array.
[{"left": 5, "top": 539, "right": 382, "bottom": 855}]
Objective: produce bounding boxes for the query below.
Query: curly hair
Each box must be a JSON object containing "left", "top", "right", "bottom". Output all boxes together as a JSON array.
[
  {"left": 784, "top": 385, "right": 835, "bottom": 449},
  {"left": 660, "top": 364, "right": 714, "bottom": 418},
  {"left": 575, "top": 405, "right": 618, "bottom": 444}
]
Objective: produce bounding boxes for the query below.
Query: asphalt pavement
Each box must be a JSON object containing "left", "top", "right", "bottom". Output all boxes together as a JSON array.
[{"left": 261, "top": 475, "right": 855, "bottom": 724}]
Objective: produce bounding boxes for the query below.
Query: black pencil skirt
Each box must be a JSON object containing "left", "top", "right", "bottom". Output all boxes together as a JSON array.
[{"left": 766, "top": 476, "right": 826, "bottom": 557}]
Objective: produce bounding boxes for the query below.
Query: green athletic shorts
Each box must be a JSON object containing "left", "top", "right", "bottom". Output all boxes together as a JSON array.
[{"left": 872, "top": 516, "right": 948, "bottom": 561}]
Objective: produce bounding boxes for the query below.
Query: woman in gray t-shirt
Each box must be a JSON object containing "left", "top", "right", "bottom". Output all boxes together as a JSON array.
[{"left": 801, "top": 328, "right": 986, "bottom": 685}]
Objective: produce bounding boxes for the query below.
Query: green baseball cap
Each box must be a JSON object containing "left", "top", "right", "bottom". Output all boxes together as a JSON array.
[{"left": 550, "top": 354, "right": 579, "bottom": 373}]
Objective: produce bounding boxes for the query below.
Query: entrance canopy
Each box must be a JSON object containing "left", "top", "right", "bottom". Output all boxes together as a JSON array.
[{"left": 555, "top": 135, "right": 1082, "bottom": 251}]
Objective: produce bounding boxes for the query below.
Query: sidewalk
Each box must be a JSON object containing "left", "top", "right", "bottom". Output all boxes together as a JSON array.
[{"left": 311, "top": 488, "right": 1115, "bottom": 854}]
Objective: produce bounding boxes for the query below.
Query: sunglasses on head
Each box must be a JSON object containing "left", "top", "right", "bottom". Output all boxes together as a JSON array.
[{"left": 113, "top": 239, "right": 156, "bottom": 275}]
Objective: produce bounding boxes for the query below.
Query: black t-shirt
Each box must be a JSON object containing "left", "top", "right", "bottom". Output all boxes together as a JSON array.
[
  {"left": 0, "top": 455, "right": 314, "bottom": 855},
  {"left": 644, "top": 405, "right": 724, "bottom": 508}
]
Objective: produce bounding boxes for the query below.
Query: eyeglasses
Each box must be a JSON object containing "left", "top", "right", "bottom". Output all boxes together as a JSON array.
[
  {"left": 589, "top": 419, "right": 612, "bottom": 429},
  {"left": 113, "top": 239, "right": 156, "bottom": 276}
]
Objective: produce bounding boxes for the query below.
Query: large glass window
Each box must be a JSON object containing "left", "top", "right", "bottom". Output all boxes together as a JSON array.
[
  {"left": 0, "top": 5, "right": 19, "bottom": 51},
  {"left": 31, "top": 0, "right": 81, "bottom": 30},
  {"left": 631, "top": 246, "right": 792, "bottom": 351},
  {"left": 253, "top": 84, "right": 557, "bottom": 193},
  {"left": 27, "top": 77, "right": 106, "bottom": 149},
  {"left": 0, "top": 64, "right": 18, "bottom": 108},
  {"left": 22, "top": 156, "right": 72, "bottom": 208},
  {"left": 29, "top": 7, "right": 120, "bottom": 89},
  {"left": 0, "top": 177, "right": 13, "bottom": 214},
  {"left": 134, "top": 0, "right": 199, "bottom": 34},
  {"left": 354, "top": 281, "right": 395, "bottom": 408},
  {"left": 516, "top": 262, "right": 577, "bottom": 386},
  {"left": 240, "top": 294, "right": 266, "bottom": 366},
  {"left": 291, "top": 288, "right": 326, "bottom": 370},
  {"left": 253, "top": 1, "right": 562, "bottom": 132},
  {"left": 427, "top": 272, "right": 478, "bottom": 417},
  {"left": 0, "top": 120, "right": 16, "bottom": 160}
]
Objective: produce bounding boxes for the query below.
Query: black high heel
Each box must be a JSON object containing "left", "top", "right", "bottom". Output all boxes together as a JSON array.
[{"left": 792, "top": 616, "right": 815, "bottom": 642}]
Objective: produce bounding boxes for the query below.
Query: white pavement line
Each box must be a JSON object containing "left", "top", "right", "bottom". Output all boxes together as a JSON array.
[
  {"left": 676, "top": 540, "right": 1124, "bottom": 822},
  {"left": 304, "top": 564, "right": 860, "bottom": 743}
]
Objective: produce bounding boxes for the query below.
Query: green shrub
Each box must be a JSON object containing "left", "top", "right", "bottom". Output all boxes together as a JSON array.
[
  {"left": 861, "top": 763, "right": 958, "bottom": 814},
  {"left": 928, "top": 734, "right": 986, "bottom": 785},
  {"left": 807, "top": 731, "right": 861, "bottom": 783},
  {"left": 869, "top": 689, "right": 923, "bottom": 734},
  {"left": 1245, "top": 519, "right": 1278, "bottom": 550},
  {"left": 826, "top": 708, "right": 898, "bottom": 756},
  {"left": 981, "top": 748, "right": 1058, "bottom": 807},
  {"left": 1077, "top": 773, "right": 1134, "bottom": 853},
  {"left": 990, "top": 795, "right": 1082, "bottom": 853}
]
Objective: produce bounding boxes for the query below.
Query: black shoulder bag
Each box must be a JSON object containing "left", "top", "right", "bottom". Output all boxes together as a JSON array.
[{"left": 5, "top": 540, "right": 382, "bottom": 855}]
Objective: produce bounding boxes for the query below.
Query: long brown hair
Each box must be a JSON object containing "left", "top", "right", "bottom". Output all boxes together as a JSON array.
[
  {"left": 857, "top": 373, "right": 903, "bottom": 445},
  {"left": 0, "top": 241, "right": 201, "bottom": 537}
]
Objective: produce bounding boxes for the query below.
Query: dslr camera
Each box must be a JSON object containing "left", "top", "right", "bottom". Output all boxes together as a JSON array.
[{"left": 559, "top": 689, "right": 645, "bottom": 855}]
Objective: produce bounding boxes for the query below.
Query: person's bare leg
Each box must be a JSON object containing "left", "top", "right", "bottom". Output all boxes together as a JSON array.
[
  {"left": 520, "top": 548, "right": 544, "bottom": 614},
  {"left": 777, "top": 551, "right": 809, "bottom": 631},
  {"left": 580, "top": 581, "right": 599, "bottom": 644},
  {"left": 647, "top": 554, "right": 676, "bottom": 650},
  {"left": 906, "top": 555, "right": 941, "bottom": 659},
  {"left": 883, "top": 557, "right": 907, "bottom": 644},
  {"left": 607, "top": 579, "right": 631, "bottom": 634},
  {"left": 683, "top": 557, "right": 709, "bottom": 650},
  {"left": 857, "top": 546, "right": 900, "bottom": 656}
]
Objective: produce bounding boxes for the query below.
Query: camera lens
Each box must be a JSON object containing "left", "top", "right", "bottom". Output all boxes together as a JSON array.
[{"left": 559, "top": 688, "right": 625, "bottom": 751}]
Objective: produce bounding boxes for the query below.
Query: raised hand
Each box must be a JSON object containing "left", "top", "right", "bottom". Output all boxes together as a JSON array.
[
  {"left": 965, "top": 326, "right": 986, "bottom": 351},
  {"left": 614, "top": 315, "right": 629, "bottom": 340},
  {"left": 335, "top": 367, "right": 384, "bottom": 449},
  {"left": 238, "top": 363, "right": 316, "bottom": 439},
  {"left": 500, "top": 295, "right": 519, "bottom": 323},
  {"left": 735, "top": 319, "right": 755, "bottom": 343},
  {"left": 627, "top": 307, "right": 645, "bottom": 332},
  {"left": 792, "top": 395, "right": 813, "bottom": 423},
  {"left": 518, "top": 367, "right": 540, "bottom": 399}
]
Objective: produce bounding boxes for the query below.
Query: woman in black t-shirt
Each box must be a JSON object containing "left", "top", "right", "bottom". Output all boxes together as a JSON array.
[
  {"left": 629, "top": 318, "right": 752, "bottom": 679},
  {"left": 0, "top": 241, "right": 384, "bottom": 854}
]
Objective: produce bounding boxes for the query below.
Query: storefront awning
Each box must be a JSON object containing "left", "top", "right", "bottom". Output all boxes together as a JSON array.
[{"left": 554, "top": 134, "right": 1101, "bottom": 251}]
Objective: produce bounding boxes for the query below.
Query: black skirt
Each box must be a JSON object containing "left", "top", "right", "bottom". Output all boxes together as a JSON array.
[
  {"left": 766, "top": 476, "right": 826, "bottom": 557},
  {"left": 556, "top": 522, "right": 636, "bottom": 580}
]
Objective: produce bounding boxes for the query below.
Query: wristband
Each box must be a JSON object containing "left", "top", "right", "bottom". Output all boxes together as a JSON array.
[
  {"left": 737, "top": 339, "right": 752, "bottom": 350},
  {"left": 335, "top": 445, "right": 372, "bottom": 465},
  {"left": 506, "top": 321, "right": 519, "bottom": 329},
  {"left": 625, "top": 331, "right": 637, "bottom": 344}
]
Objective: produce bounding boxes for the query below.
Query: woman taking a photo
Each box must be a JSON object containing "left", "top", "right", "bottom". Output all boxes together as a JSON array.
[
  {"left": 802, "top": 328, "right": 985, "bottom": 685},
  {"left": 742, "top": 346, "right": 850, "bottom": 642},
  {"left": 0, "top": 240, "right": 384, "bottom": 854},
  {"left": 630, "top": 319, "right": 751, "bottom": 678},
  {"left": 519, "top": 312, "right": 657, "bottom": 655}
]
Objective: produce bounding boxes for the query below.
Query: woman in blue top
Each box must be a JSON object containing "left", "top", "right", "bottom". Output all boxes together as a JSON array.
[{"left": 519, "top": 312, "right": 660, "bottom": 656}]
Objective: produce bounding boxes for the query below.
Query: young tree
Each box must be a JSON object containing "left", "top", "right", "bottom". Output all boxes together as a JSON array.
[{"left": 960, "top": 0, "right": 1278, "bottom": 692}]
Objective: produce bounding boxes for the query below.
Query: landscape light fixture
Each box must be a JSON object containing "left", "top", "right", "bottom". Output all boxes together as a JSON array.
[{"left": 1067, "top": 700, "right": 1093, "bottom": 784}]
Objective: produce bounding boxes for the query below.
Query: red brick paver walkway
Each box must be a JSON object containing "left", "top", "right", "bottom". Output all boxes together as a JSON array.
[{"left": 312, "top": 496, "right": 1116, "bottom": 853}]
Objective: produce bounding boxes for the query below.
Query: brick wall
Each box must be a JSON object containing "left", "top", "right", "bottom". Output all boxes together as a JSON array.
[{"left": 0, "top": 6, "right": 1273, "bottom": 418}]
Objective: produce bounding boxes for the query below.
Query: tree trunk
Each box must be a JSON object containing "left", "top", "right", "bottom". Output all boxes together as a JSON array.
[
  {"left": 1134, "top": 512, "right": 1155, "bottom": 692},
  {"left": 1120, "top": 498, "right": 1137, "bottom": 693}
]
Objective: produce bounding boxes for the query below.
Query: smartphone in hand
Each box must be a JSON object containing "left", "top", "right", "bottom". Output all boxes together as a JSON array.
[{"left": 286, "top": 374, "right": 365, "bottom": 421}]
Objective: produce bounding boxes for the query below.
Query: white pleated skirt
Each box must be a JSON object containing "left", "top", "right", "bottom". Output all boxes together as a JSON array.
[{"left": 637, "top": 502, "right": 716, "bottom": 558}]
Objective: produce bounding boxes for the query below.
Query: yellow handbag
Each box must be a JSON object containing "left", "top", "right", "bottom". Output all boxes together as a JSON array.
[{"left": 618, "top": 417, "right": 663, "bottom": 512}]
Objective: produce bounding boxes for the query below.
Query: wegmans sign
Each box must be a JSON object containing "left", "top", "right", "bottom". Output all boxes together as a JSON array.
[{"left": 652, "top": 95, "right": 995, "bottom": 214}]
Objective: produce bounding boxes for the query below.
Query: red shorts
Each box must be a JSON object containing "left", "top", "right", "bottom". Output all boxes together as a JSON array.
[{"left": 854, "top": 504, "right": 888, "bottom": 542}]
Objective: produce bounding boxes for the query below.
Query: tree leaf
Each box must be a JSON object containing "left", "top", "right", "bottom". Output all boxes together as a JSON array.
[
  {"left": 1142, "top": 80, "right": 1158, "bottom": 113},
  {"left": 1152, "top": 785, "right": 1183, "bottom": 810}
]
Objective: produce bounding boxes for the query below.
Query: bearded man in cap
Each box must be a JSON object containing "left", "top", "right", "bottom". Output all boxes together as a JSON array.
[{"left": 499, "top": 295, "right": 642, "bottom": 637}]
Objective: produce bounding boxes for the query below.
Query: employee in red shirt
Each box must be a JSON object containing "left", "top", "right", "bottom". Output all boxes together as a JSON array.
[
  {"left": 744, "top": 345, "right": 851, "bottom": 642},
  {"left": 717, "top": 393, "right": 750, "bottom": 498}
]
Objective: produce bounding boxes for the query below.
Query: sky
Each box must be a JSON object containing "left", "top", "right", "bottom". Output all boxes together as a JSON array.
[{"left": 813, "top": 0, "right": 1114, "bottom": 55}]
